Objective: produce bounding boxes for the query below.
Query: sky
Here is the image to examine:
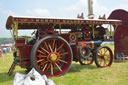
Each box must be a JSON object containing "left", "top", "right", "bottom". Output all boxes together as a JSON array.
[{"left": 0, "top": 0, "right": 128, "bottom": 37}]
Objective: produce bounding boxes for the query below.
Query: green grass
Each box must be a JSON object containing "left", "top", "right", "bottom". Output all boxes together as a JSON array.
[
  {"left": 0, "top": 45, "right": 128, "bottom": 85},
  {"left": 51, "top": 62, "right": 128, "bottom": 85},
  {"left": 0, "top": 53, "right": 25, "bottom": 85}
]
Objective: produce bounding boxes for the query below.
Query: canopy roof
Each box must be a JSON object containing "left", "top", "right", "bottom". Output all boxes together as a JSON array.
[{"left": 6, "top": 16, "right": 121, "bottom": 30}]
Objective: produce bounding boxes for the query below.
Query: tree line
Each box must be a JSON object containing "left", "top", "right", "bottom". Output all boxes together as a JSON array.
[{"left": 0, "top": 38, "right": 13, "bottom": 44}]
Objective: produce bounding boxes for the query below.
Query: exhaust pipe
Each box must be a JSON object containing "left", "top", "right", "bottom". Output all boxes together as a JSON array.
[{"left": 88, "top": 0, "right": 94, "bottom": 19}]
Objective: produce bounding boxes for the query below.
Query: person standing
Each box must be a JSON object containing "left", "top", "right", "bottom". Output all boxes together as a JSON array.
[
  {"left": 3, "top": 48, "right": 7, "bottom": 57},
  {"left": 0, "top": 49, "right": 2, "bottom": 57}
]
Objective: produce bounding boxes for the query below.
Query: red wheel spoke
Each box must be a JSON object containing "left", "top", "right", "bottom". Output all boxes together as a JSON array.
[
  {"left": 53, "top": 63, "right": 56, "bottom": 73},
  {"left": 37, "top": 59, "right": 44, "bottom": 63},
  {"left": 44, "top": 42, "right": 49, "bottom": 51},
  {"left": 37, "top": 50, "right": 45, "bottom": 55},
  {"left": 55, "top": 63, "right": 62, "bottom": 71},
  {"left": 41, "top": 47, "right": 49, "bottom": 54},
  {"left": 104, "top": 48, "right": 108, "bottom": 54},
  {"left": 103, "top": 51, "right": 110, "bottom": 66},
  {"left": 48, "top": 42, "right": 53, "bottom": 52},
  {"left": 45, "top": 63, "right": 51, "bottom": 73},
  {"left": 57, "top": 44, "right": 64, "bottom": 51},
  {"left": 51, "top": 64, "right": 54, "bottom": 75},
  {"left": 58, "top": 50, "right": 62, "bottom": 53},
  {"left": 103, "top": 49, "right": 108, "bottom": 56},
  {"left": 42, "top": 64, "right": 47, "bottom": 71},
  {"left": 60, "top": 52, "right": 68, "bottom": 56},
  {"left": 56, "top": 61, "right": 62, "bottom": 67},
  {"left": 54, "top": 47, "right": 57, "bottom": 52},
  {"left": 40, "top": 61, "right": 48, "bottom": 65},
  {"left": 58, "top": 59, "right": 68, "bottom": 64},
  {"left": 52, "top": 40, "right": 56, "bottom": 50},
  {"left": 54, "top": 43, "right": 57, "bottom": 52},
  {"left": 38, "top": 55, "right": 47, "bottom": 58},
  {"left": 58, "top": 56, "right": 63, "bottom": 59}
]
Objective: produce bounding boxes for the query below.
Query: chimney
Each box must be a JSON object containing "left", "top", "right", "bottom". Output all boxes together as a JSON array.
[{"left": 88, "top": 0, "right": 94, "bottom": 19}]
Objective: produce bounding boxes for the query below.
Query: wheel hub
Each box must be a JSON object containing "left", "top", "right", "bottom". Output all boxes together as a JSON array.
[
  {"left": 82, "top": 49, "right": 86, "bottom": 56},
  {"left": 50, "top": 53, "right": 57, "bottom": 61},
  {"left": 104, "top": 56, "right": 108, "bottom": 60}
]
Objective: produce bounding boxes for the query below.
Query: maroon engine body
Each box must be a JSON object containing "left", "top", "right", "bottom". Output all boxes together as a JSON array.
[{"left": 108, "top": 9, "right": 128, "bottom": 59}]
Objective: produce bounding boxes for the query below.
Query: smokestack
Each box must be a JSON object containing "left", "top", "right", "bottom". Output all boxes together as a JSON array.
[{"left": 88, "top": 0, "right": 94, "bottom": 19}]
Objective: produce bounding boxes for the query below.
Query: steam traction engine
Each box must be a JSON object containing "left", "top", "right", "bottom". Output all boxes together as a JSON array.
[{"left": 6, "top": 16, "right": 120, "bottom": 77}]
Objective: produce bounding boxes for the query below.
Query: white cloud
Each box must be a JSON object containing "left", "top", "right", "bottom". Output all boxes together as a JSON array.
[
  {"left": 1, "top": 10, "right": 17, "bottom": 16},
  {"left": 58, "top": 0, "right": 114, "bottom": 19},
  {"left": 26, "top": 8, "right": 50, "bottom": 17},
  {"left": 0, "top": 8, "right": 18, "bottom": 16},
  {"left": 58, "top": 0, "right": 87, "bottom": 18},
  {"left": 93, "top": 0, "right": 111, "bottom": 18}
]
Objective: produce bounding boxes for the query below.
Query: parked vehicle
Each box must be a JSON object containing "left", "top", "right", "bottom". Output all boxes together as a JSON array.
[{"left": 6, "top": 15, "right": 120, "bottom": 77}]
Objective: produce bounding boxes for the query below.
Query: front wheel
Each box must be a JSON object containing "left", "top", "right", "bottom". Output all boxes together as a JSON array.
[
  {"left": 30, "top": 36, "right": 73, "bottom": 77},
  {"left": 94, "top": 46, "right": 113, "bottom": 68}
]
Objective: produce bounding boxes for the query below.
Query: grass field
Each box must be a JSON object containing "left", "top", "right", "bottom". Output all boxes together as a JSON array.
[{"left": 0, "top": 45, "right": 128, "bottom": 85}]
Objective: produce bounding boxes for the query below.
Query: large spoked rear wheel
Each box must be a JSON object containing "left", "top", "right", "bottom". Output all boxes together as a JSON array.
[
  {"left": 31, "top": 36, "right": 73, "bottom": 77},
  {"left": 94, "top": 46, "right": 113, "bottom": 68}
]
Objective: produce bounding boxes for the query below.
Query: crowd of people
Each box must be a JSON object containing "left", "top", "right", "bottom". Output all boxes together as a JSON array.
[{"left": 0, "top": 47, "right": 12, "bottom": 57}]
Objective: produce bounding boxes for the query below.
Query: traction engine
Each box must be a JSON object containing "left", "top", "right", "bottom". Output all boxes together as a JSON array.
[
  {"left": 6, "top": 0, "right": 121, "bottom": 77},
  {"left": 6, "top": 16, "right": 120, "bottom": 77}
]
